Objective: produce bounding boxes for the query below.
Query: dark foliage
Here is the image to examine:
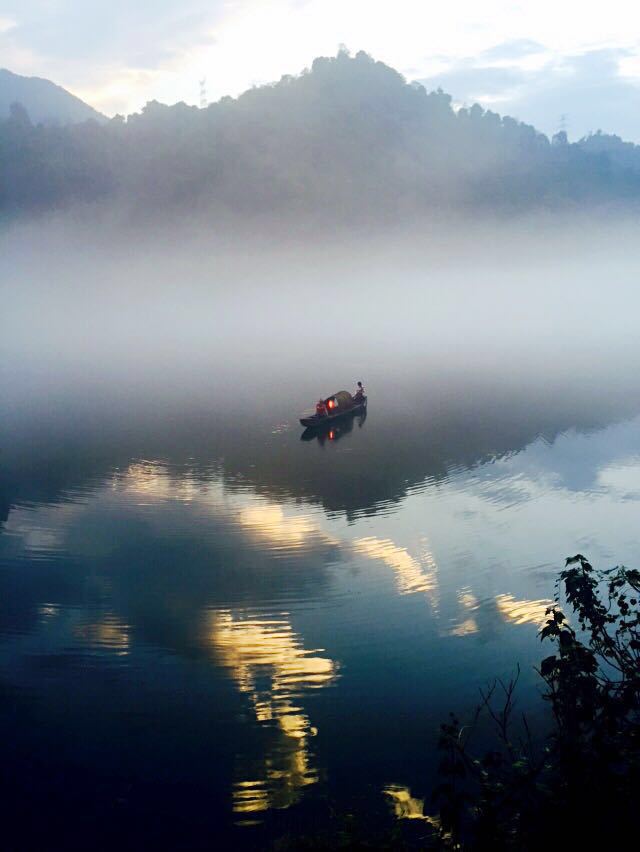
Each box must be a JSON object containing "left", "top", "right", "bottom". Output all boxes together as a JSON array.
[
  {"left": 434, "top": 555, "right": 640, "bottom": 849},
  {"left": 3, "top": 50, "right": 640, "bottom": 221}
]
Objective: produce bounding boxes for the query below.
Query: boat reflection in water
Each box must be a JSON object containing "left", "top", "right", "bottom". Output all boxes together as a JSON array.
[{"left": 301, "top": 408, "right": 367, "bottom": 445}]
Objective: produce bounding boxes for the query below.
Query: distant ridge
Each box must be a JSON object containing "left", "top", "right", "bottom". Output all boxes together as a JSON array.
[
  {"left": 2, "top": 51, "right": 640, "bottom": 218},
  {"left": 0, "top": 68, "right": 105, "bottom": 125}
]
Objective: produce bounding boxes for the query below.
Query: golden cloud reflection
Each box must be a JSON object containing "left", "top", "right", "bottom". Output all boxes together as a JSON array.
[
  {"left": 384, "top": 784, "right": 442, "bottom": 832},
  {"left": 208, "top": 610, "right": 337, "bottom": 817},
  {"left": 38, "top": 603, "right": 60, "bottom": 621},
  {"left": 73, "top": 614, "right": 131, "bottom": 655},
  {"left": 352, "top": 536, "right": 439, "bottom": 606},
  {"left": 384, "top": 784, "right": 427, "bottom": 819},
  {"left": 447, "top": 588, "right": 480, "bottom": 637},
  {"left": 116, "top": 462, "right": 555, "bottom": 652},
  {"left": 237, "top": 504, "right": 337, "bottom": 552},
  {"left": 118, "top": 461, "right": 200, "bottom": 502},
  {"left": 495, "top": 593, "right": 553, "bottom": 627},
  {"left": 118, "top": 461, "right": 172, "bottom": 499},
  {"left": 118, "top": 461, "right": 337, "bottom": 557},
  {"left": 119, "top": 464, "right": 453, "bottom": 609}
]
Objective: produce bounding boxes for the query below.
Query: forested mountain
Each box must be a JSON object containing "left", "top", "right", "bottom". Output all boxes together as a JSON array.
[
  {"left": 0, "top": 69, "right": 105, "bottom": 126},
  {"left": 2, "top": 50, "right": 640, "bottom": 221}
]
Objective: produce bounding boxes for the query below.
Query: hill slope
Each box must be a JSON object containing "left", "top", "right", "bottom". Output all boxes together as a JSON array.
[{"left": 0, "top": 68, "right": 104, "bottom": 125}]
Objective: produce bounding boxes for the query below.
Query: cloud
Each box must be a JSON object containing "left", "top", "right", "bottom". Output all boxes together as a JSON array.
[
  {"left": 480, "top": 39, "right": 546, "bottom": 61},
  {"left": 3, "top": 1, "right": 640, "bottom": 130},
  {"left": 419, "top": 47, "right": 640, "bottom": 142},
  {"left": 0, "top": 2, "right": 226, "bottom": 65},
  {"left": 0, "top": 16, "right": 16, "bottom": 35},
  {"left": 426, "top": 64, "right": 526, "bottom": 100},
  {"left": 0, "top": 1, "right": 231, "bottom": 113}
]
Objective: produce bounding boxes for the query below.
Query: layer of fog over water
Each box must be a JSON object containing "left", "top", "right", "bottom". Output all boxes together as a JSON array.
[{"left": 2, "top": 214, "right": 640, "bottom": 844}]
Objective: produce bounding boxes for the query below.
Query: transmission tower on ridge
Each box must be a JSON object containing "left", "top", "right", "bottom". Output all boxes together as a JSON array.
[{"left": 199, "top": 78, "right": 208, "bottom": 109}]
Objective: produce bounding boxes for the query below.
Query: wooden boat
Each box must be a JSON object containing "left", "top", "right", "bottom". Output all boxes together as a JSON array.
[
  {"left": 300, "top": 390, "right": 367, "bottom": 428},
  {"left": 301, "top": 406, "right": 367, "bottom": 442}
]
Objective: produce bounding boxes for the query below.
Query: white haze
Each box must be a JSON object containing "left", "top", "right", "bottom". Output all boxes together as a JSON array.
[{"left": 2, "top": 212, "right": 640, "bottom": 414}]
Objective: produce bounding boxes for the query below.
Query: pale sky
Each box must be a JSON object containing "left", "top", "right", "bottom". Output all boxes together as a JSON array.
[{"left": 2, "top": 1, "right": 640, "bottom": 140}]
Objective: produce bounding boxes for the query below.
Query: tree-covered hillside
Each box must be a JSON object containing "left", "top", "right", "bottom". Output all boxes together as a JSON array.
[
  {"left": 0, "top": 68, "right": 105, "bottom": 126},
  {"left": 2, "top": 50, "right": 640, "bottom": 220}
]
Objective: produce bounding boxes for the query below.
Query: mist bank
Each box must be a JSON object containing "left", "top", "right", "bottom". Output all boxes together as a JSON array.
[
  {"left": 4, "top": 50, "right": 640, "bottom": 226},
  {"left": 2, "top": 209, "right": 640, "bottom": 407}
]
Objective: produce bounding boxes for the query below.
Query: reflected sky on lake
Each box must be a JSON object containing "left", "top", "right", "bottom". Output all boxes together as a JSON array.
[
  {"left": 4, "top": 220, "right": 640, "bottom": 842},
  {"left": 3, "top": 390, "right": 640, "bottom": 839}
]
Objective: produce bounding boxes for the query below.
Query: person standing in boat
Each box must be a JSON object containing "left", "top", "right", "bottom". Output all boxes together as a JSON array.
[
  {"left": 354, "top": 381, "right": 365, "bottom": 401},
  {"left": 316, "top": 399, "right": 328, "bottom": 418}
]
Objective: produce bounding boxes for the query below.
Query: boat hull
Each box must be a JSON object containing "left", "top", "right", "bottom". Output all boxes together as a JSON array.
[{"left": 300, "top": 397, "right": 367, "bottom": 428}]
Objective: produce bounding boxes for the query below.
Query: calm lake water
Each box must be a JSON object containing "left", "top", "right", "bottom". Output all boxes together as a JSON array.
[
  {"left": 3, "top": 358, "right": 640, "bottom": 847},
  {"left": 3, "top": 222, "right": 640, "bottom": 846}
]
